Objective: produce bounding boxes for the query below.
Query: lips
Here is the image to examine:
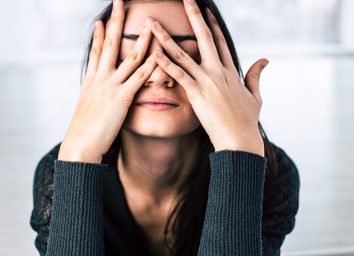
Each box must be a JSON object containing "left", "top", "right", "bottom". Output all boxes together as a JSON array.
[{"left": 136, "top": 97, "right": 179, "bottom": 106}]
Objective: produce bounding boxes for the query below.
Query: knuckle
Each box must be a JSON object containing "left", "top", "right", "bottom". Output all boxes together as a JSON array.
[
  {"left": 162, "top": 57, "right": 172, "bottom": 67},
  {"left": 250, "top": 73, "right": 260, "bottom": 81},
  {"left": 146, "top": 56, "right": 154, "bottom": 64},
  {"left": 204, "top": 76, "right": 215, "bottom": 87},
  {"left": 217, "top": 34, "right": 226, "bottom": 44},
  {"left": 140, "top": 30, "right": 148, "bottom": 38},
  {"left": 161, "top": 32, "right": 171, "bottom": 43},
  {"left": 136, "top": 67, "right": 145, "bottom": 79},
  {"left": 189, "top": 5, "right": 201, "bottom": 16},
  {"left": 93, "top": 32, "right": 103, "bottom": 43},
  {"left": 203, "top": 30, "right": 214, "bottom": 41},
  {"left": 109, "top": 14, "right": 123, "bottom": 23},
  {"left": 175, "top": 49, "right": 186, "bottom": 61},
  {"left": 104, "top": 36, "right": 115, "bottom": 48},
  {"left": 174, "top": 68, "right": 185, "bottom": 80},
  {"left": 215, "top": 68, "right": 225, "bottom": 79},
  {"left": 90, "top": 47, "right": 100, "bottom": 57},
  {"left": 128, "top": 50, "right": 139, "bottom": 61},
  {"left": 146, "top": 58, "right": 155, "bottom": 67}
]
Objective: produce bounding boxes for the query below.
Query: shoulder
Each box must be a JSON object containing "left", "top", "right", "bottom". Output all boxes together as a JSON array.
[
  {"left": 30, "top": 142, "right": 62, "bottom": 254},
  {"left": 38, "top": 142, "right": 62, "bottom": 166},
  {"left": 261, "top": 143, "right": 300, "bottom": 254},
  {"left": 263, "top": 142, "right": 300, "bottom": 233},
  {"left": 273, "top": 143, "right": 299, "bottom": 177},
  {"left": 33, "top": 143, "right": 62, "bottom": 189},
  {"left": 31, "top": 142, "right": 62, "bottom": 219},
  {"left": 270, "top": 143, "right": 300, "bottom": 202}
]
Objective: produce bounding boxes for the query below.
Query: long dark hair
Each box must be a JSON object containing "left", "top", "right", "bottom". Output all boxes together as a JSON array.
[{"left": 81, "top": 1, "right": 278, "bottom": 255}]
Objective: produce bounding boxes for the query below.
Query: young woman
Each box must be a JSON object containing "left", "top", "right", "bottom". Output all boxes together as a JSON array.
[{"left": 30, "top": 0, "right": 300, "bottom": 255}]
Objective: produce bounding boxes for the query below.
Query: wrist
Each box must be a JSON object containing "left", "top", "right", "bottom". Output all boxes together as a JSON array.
[
  {"left": 58, "top": 144, "right": 103, "bottom": 164},
  {"left": 213, "top": 131, "right": 265, "bottom": 157}
]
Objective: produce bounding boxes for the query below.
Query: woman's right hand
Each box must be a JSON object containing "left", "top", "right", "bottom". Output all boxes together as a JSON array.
[{"left": 58, "top": 0, "right": 156, "bottom": 164}]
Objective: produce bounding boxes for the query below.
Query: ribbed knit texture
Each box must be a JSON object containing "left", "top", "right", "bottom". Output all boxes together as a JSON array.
[
  {"left": 31, "top": 142, "right": 299, "bottom": 256},
  {"left": 46, "top": 160, "right": 108, "bottom": 256},
  {"left": 197, "top": 150, "right": 267, "bottom": 256},
  {"left": 45, "top": 150, "right": 268, "bottom": 256}
]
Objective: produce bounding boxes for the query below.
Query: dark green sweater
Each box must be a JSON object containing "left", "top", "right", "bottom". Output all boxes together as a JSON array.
[{"left": 31, "top": 143, "right": 299, "bottom": 256}]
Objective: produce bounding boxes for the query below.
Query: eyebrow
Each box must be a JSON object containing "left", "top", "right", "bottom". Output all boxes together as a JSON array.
[{"left": 122, "top": 33, "right": 197, "bottom": 42}]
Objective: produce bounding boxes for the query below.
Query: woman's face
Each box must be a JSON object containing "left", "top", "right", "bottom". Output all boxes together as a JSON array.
[{"left": 120, "top": 1, "right": 201, "bottom": 139}]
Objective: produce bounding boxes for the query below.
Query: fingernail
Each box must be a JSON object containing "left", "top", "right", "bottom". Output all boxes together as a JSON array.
[
  {"left": 145, "top": 18, "right": 151, "bottom": 28},
  {"left": 113, "top": 0, "right": 118, "bottom": 8},
  {"left": 155, "top": 21, "right": 163, "bottom": 31},
  {"left": 262, "top": 60, "right": 269, "bottom": 69},
  {"left": 187, "top": 0, "right": 195, "bottom": 4}
]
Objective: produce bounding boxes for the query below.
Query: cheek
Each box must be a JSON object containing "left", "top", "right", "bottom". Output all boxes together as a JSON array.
[
  {"left": 185, "top": 49, "right": 200, "bottom": 63},
  {"left": 179, "top": 42, "right": 200, "bottom": 63},
  {"left": 182, "top": 49, "right": 200, "bottom": 64}
]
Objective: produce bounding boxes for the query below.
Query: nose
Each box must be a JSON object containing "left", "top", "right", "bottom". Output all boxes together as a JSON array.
[{"left": 144, "top": 37, "right": 175, "bottom": 88}]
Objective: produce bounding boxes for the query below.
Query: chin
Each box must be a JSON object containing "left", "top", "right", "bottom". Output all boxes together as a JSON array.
[
  {"left": 122, "top": 121, "right": 200, "bottom": 139},
  {"left": 121, "top": 104, "right": 201, "bottom": 139},
  {"left": 121, "top": 114, "right": 200, "bottom": 139}
]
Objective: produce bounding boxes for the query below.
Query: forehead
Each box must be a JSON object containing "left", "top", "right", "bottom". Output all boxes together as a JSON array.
[{"left": 124, "top": 1, "right": 194, "bottom": 34}]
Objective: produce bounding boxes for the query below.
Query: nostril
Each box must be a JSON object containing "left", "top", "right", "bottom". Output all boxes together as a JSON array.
[
  {"left": 143, "top": 81, "right": 153, "bottom": 87},
  {"left": 165, "top": 81, "right": 175, "bottom": 88}
]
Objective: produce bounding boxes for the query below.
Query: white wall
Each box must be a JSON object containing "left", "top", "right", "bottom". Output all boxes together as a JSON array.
[
  {"left": 339, "top": 0, "right": 354, "bottom": 49},
  {"left": 0, "top": 0, "right": 104, "bottom": 65}
]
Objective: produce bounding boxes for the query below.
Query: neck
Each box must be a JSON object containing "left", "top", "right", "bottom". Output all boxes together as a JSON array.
[{"left": 117, "top": 128, "right": 200, "bottom": 205}]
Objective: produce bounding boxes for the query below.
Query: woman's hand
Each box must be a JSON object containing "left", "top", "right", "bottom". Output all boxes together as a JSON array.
[
  {"left": 58, "top": 0, "right": 156, "bottom": 163},
  {"left": 149, "top": 0, "right": 268, "bottom": 156}
]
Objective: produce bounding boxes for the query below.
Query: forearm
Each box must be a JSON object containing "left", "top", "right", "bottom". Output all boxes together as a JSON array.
[
  {"left": 46, "top": 160, "right": 108, "bottom": 256},
  {"left": 198, "top": 150, "right": 266, "bottom": 256}
]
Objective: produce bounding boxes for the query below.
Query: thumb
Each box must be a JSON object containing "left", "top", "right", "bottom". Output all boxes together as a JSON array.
[{"left": 244, "top": 58, "right": 269, "bottom": 103}]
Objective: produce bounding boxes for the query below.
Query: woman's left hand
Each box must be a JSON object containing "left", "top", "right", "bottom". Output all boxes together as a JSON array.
[{"left": 150, "top": 0, "right": 268, "bottom": 156}]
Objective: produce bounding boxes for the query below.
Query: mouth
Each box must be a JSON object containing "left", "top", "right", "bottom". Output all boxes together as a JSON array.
[
  {"left": 136, "top": 97, "right": 178, "bottom": 106},
  {"left": 135, "top": 102, "right": 179, "bottom": 111}
]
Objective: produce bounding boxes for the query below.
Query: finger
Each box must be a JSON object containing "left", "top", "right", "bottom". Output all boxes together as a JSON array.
[
  {"left": 151, "top": 20, "right": 202, "bottom": 79},
  {"left": 205, "top": 9, "right": 234, "bottom": 69},
  {"left": 153, "top": 47, "right": 197, "bottom": 94},
  {"left": 86, "top": 20, "right": 105, "bottom": 79},
  {"left": 114, "top": 18, "right": 153, "bottom": 83},
  {"left": 98, "top": 0, "right": 125, "bottom": 73},
  {"left": 245, "top": 59, "right": 269, "bottom": 104},
  {"left": 183, "top": 0, "right": 220, "bottom": 67},
  {"left": 118, "top": 55, "right": 157, "bottom": 96}
]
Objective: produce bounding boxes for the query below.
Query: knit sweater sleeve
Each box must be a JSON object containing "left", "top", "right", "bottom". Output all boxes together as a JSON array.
[
  {"left": 46, "top": 151, "right": 266, "bottom": 256},
  {"left": 197, "top": 150, "right": 267, "bottom": 256},
  {"left": 46, "top": 160, "right": 108, "bottom": 256}
]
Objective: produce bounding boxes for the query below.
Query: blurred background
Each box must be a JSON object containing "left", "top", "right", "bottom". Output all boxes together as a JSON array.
[{"left": 0, "top": 0, "right": 353, "bottom": 255}]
